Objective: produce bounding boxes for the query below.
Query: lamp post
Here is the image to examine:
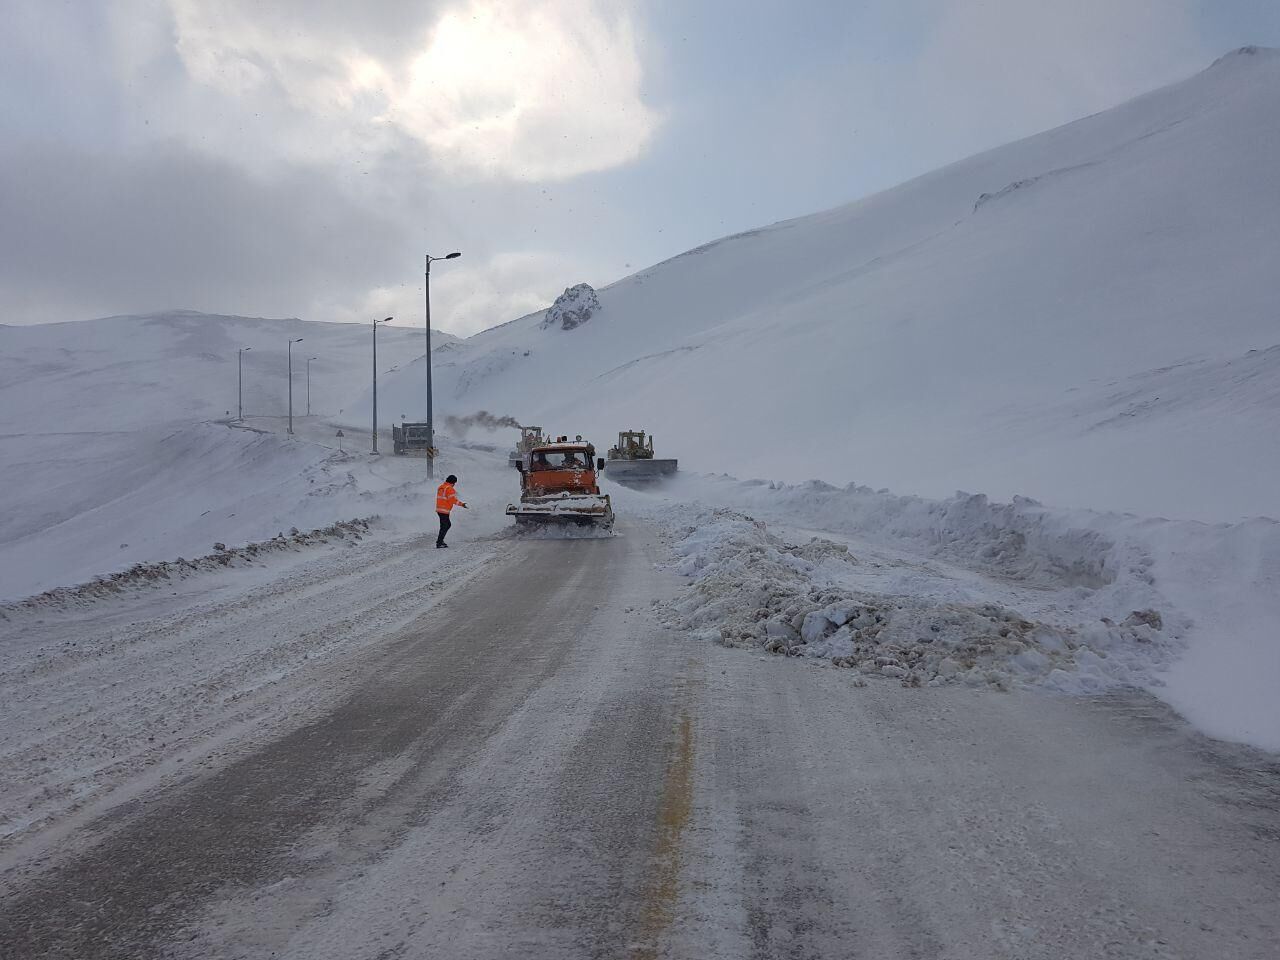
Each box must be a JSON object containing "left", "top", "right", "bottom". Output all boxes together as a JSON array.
[
  {"left": 371, "top": 317, "right": 392, "bottom": 453},
  {"left": 425, "top": 251, "right": 461, "bottom": 478},
  {"left": 237, "top": 346, "right": 251, "bottom": 421},
  {"left": 306, "top": 356, "right": 318, "bottom": 416},
  {"left": 287, "top": 338, "right": 304, "bottom": 434}
]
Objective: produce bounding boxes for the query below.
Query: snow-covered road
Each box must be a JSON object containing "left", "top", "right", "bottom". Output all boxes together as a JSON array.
[{"left": 2, "top": 520, "right": 1278, "bottom": 958}]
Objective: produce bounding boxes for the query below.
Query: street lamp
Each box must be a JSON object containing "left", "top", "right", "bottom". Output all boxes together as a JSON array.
[
  {"left": 306, "top": 356, "right": 318, "bottom": 417},
  {"left": 371, "top": 317, "right": 392, "bottom": 453},
  {"left": 237, "top": 346, "right": 251, "bottom": 421},
  {"left": 425, "top": 251, "right": 461, "bottom": 478},
  {"left": 287, "top": 338, "right": 304, "bottom": 434}
]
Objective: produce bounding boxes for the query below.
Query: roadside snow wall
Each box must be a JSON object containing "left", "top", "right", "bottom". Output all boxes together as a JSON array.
[
  {"left": 682, "top": 475, "right": 1134, "bottom": 588},
  {"left": 660, "top": 507, "right": 1179, "bottom": 694},
  {"left": 646, "top": 474, "right": 1280, "bottom": 750}
]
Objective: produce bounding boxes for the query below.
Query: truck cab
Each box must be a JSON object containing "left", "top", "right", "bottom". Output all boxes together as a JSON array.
[{"left": 521, "top": 442, "right": 604, "bottom": 495}]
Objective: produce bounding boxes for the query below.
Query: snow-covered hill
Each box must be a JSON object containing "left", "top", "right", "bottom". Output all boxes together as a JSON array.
[
  {"left": 0, "top": 312, "right": 459, "bottom": 599},
  {"left": 0, "top": 310, "right": 449, "bottom": 430},
  {"left": 366, "top": 46, "right": 1280, "bottom": 524}
]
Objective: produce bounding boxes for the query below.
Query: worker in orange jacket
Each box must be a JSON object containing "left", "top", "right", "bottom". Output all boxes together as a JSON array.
[{"left": 436, "top": 474, "right": 467, "bottom": 548}]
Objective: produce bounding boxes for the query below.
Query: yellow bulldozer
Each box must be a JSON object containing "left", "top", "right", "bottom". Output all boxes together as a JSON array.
[{"left": 603, "top": 429, "right": 678, "bottom": 483}]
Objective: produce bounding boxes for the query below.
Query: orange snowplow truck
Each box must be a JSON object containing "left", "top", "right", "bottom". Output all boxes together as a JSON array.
[{"left": 506, "top": 436, "right": 614, "bottom": 529}]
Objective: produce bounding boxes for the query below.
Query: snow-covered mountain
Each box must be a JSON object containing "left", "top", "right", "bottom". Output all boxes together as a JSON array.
[{"left": 365, "top": 46, "right": 1280, "bottom": 523}]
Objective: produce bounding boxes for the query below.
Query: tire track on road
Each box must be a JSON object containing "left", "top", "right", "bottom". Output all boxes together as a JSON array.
[{"left": 0, "top": 534, "right": 597, "bottom": 959}]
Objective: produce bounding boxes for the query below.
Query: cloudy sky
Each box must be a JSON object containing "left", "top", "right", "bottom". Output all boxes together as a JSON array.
[{"left": 3, "top": 0, "right": 1279, "bottom": 336}]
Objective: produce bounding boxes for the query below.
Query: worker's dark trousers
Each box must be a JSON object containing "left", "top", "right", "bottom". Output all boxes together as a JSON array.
[{"left": 437, "top": 511, "right": 452, "bottom": 546}]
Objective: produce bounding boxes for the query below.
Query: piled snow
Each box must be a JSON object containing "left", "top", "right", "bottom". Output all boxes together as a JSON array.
[
  {"left": 364, "top": 48, "right": 1280, "bottom": 522},
  {"left": 689, "top": 478, "right": 1124, "bottom": 588},
  {"left": 2, "top": 519, "right": 373, "bottom": 612},
  {"left": 655, "top": 504, "right": 1180, "bottom": 694},
  {"left": 617, "top": 472, "right": 1280, "bottom": 750}
]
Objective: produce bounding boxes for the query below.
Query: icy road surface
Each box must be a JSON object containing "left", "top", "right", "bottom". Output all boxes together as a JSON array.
[{"left": 2, "top": 522, "right": 1278, "bottom": 959}]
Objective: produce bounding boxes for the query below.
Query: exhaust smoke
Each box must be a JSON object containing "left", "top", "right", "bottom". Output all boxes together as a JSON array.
[{"left": 445, "top": 411, "right": 523, "bottom": 436}]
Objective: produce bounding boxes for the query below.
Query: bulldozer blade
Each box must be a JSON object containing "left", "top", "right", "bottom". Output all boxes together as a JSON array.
[
  {"left": 506, "top": 492, "right": 614, "bottom": 528},
  {"left": 603, "top": 458, "right": 678, "bottom": 483}
]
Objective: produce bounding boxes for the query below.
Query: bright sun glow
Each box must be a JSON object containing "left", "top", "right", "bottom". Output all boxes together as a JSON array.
[
  {"left": 387, "top": 0, "right": 659, "bottom": 180},
  {"left": 167, "top": 0, "right": 658, "bottom": 181}
]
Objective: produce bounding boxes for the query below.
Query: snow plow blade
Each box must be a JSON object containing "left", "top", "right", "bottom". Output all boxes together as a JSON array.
[
  {"left": 603, "top": 457, "right": 678, "bottom": 483},
  {"left": 506, "top": 492, "right": 614, "bottom": 528}
]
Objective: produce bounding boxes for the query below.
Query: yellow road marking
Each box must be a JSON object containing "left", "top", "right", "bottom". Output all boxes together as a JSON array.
[{"left": 633, "top": 709, "right": 695, "bottom": 958}]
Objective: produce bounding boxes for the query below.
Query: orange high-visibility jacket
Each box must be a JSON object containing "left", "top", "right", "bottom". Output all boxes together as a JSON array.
[{"left": 436, "top": 481, "right": 463, "bottom": 513}]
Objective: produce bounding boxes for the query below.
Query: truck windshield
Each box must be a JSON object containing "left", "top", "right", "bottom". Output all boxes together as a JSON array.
[{"left": 531, "top": 450, "right": 591, "bottom": 470}]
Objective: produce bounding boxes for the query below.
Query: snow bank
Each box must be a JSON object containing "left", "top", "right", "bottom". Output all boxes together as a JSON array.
[
  {"left": 682, "top": 476, "right": 1127, "bottom": 588},
  {"left": 631, "top": 474, "right": 1280, "bottom": 750},
  {"left": 658, "top": 506, "right": 1179, "bottom": 694},
  {"left": 1, "top": 519, "right": 373, "bottom": 614}
]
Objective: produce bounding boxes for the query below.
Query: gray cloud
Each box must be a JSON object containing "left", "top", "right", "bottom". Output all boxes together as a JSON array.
[
  {"left": 1, "top": 0, "right": 1271, "bottom": 336},
  {"left": 163, "top": 0, "right": 659, "bottom": 180},
  {"left": 0, "top": 0, "right": 651, "bottom": 330},
  {"left": 0, "top": 142, "right": 409, "bottom": 324}
]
